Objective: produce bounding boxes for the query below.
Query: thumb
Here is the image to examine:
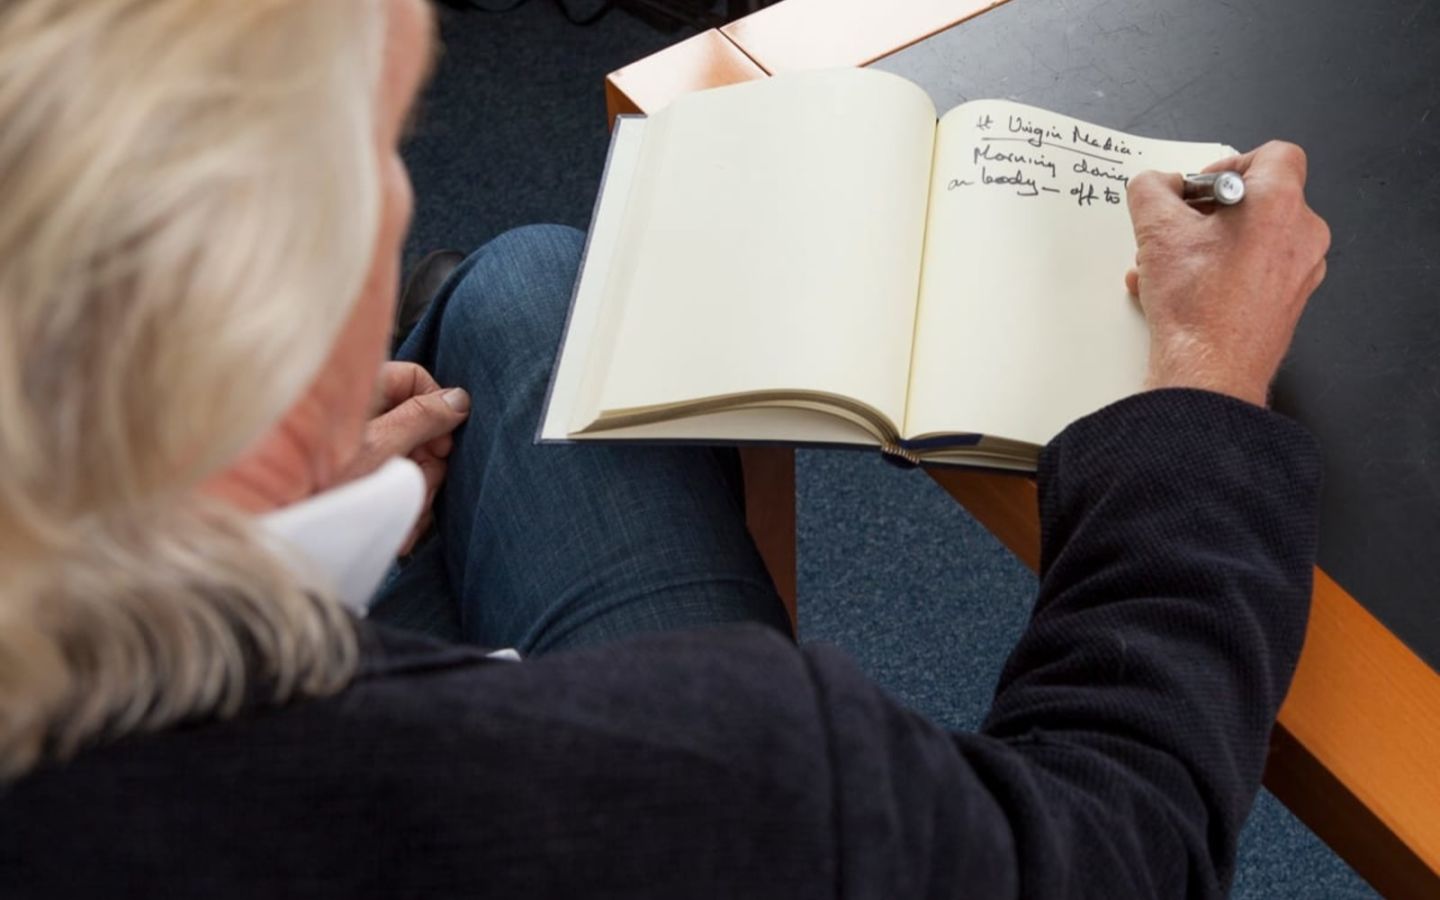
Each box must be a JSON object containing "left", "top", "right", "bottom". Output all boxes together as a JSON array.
[
  {"left": 370, "top": 387, "right": 470, "bottom": 458},
  {"left": 1126, "top": 170, "right": 1191, "bottom": 230}
]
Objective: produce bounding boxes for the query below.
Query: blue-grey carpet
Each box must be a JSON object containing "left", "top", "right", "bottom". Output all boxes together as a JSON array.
[
  {"left": 403, "top": 1, "right": 681, "bottom": 263},
  {"left": 403, "top": 3, "right": 1376, "bottom": 896}
]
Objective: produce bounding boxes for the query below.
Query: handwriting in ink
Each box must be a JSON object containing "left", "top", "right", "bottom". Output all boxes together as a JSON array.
[
  {"left": 982, "top": 166, "right": 1039, "bottom": 197},
  {"left": 1071, "top": 126, "right": 1134, "bottom": 157},
  {"left": 948, "top": 109, "right": 1149, "bottom": 210},
  {"left": 1072, "top": 157, "right": 1129, "bottom": 185},
  {"left": 1008, "top": 114, "right": 1065, "bottom": 148},
  {"left": 982, "top": 136, "right": 1123, "bottom": 166},
  {"left": 974, "top": 143, "right": 1057, "bottom": 178}
]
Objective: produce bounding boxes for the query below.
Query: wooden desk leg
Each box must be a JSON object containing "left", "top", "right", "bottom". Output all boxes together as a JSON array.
[
  {"left": 928, "top": 469, "right": 1041, "bottom": 570},
  {"left": 739, "top": 446, "right": 797, "bottom": 631}
]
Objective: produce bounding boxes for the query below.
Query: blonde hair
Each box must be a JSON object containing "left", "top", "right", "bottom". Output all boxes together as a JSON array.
[{"left": 0, "top": 0, "right": 387, "bottom": 777}]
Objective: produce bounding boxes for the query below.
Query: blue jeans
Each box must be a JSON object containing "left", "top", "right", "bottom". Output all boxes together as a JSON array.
[{"left": 370, "top": 225, "right": 792, "bottom": 654}]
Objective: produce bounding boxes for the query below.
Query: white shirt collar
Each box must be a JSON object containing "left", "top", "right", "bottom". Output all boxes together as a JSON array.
[{"left": 258, "top": 457, "right": 425, "bottom": 615}]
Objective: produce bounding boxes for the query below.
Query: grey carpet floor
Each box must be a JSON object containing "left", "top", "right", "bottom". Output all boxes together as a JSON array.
[{"left": 402, "top": 3, "right": 1376, "bottom": 896}]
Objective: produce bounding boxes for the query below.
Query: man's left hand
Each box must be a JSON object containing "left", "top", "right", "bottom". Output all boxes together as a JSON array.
[{"left": 340, "top": 361, "right": 470, "bottom": 554}]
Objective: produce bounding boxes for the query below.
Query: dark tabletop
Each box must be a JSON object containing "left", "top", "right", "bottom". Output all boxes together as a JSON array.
[{"left": 873, "top": 0, "right": 1440, "bottom": 671}]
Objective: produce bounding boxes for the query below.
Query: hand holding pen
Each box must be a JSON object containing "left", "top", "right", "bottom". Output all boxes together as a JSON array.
[{"left": 1124, "top": 142, "right": 1331, "bottom": 407}]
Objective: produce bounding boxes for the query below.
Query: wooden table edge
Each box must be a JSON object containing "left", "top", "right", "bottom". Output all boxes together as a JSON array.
[
  {"left": 721, "top": 0, "right": 1015, "bottom": 73},
  {"left": 606, "top": 29, "right": 767, "bottom": 122}
]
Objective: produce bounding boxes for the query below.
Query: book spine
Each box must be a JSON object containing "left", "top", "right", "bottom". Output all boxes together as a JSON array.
[{"left": 881, "top": 442, "right": 922, "bottom": 469}]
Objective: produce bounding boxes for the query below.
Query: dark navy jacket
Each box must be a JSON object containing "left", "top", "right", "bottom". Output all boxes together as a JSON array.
[{"left": 0, "top": 390, "right": 1321, "bottom": 898}]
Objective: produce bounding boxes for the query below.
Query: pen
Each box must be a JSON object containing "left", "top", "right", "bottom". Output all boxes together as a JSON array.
[{"left": 1183, "top": 171, "right": 1245, "bottom": 206}]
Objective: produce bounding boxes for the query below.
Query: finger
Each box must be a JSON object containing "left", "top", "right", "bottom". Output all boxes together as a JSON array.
[
  {"left": 410, "top": 447, "right": 447, "bottom": 495},
  {"left": 424, "top": 433, "right": 454, "bottom": 459},
  {"left": 1125, "top": 266, "right": 1140, "bottom": 297},
  {"left": 407, "top": 447, "right": 447, "bottom": 530},
  {"left": 1308, "top": 210, "right": 1333, "bottom": 260},
  {"left": 1300, "top": 257, "right": 1328, "bottom": 299},
  {"left": 418, "top": 468, "right": 444, "bottom": 515},
  {"left": 1126, "top": 170, "right": 1197, "bottom": 229},
  {"left": 1246, "top": 140, "right": 1308, "bottom": 188},
  {"left": 376, "top": 362, "right": 443, "bottom": 413},
  {"left": 368, "top": 388, "right": 471, "bottom": 458},
  {"left": 375, "top": 362, "right": 443, "bottom": 413},
  {"left": 1201, "top": 148, "right": 1257, "bottom": 176},
  {"left": 399, "top": 510, "right": 433, "bottom": 558}
]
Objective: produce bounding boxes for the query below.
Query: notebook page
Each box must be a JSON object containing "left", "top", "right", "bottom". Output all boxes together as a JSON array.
[
  {"left": 542, "top": 116, "right": 648, "bottom": 441},
  {"left": 589, "top": 68, "right": 937, "bottom": 433},
  {"left": 904, "top": 100, "right": 1231, "bottom": 445}
]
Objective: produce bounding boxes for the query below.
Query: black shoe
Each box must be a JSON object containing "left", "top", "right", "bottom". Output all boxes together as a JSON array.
[{"left": 394, "top": 249, "right": 465, "bottom": 352}]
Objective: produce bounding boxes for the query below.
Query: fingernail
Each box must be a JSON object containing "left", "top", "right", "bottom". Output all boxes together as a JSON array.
[{"left": 442, "top": 388, "right": 470, "bottom": 414}]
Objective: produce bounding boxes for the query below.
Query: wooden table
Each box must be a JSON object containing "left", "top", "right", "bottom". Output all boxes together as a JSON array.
[{"left": 604, "top": 2, "right": 1440, "bottom": 896}]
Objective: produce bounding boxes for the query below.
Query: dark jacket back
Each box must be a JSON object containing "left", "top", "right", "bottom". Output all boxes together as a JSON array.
[{"left": 0, "top": 391, "right": 1322, "bottom": 899}]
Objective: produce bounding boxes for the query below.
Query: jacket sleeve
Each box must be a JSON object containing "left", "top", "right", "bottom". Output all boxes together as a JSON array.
[{"left": 806, "top": 388, "right": 1322, "bottom": 899}]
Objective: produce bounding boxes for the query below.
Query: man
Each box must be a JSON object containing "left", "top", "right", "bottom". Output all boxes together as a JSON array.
[{"left": 0, "top": 0, "right": 1329, "bottom": 893}]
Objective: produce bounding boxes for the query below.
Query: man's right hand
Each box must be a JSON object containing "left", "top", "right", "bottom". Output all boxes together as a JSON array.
[{"left": 1125, "top": 141, "right": 1331, "bottom": 406}]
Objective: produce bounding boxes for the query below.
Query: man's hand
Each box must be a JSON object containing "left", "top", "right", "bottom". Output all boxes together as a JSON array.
[
  {"left": 1125, "top": 141, "right": 1331, "bottom": 406},
  {"left": 340, "top": 361, "right": 470, "bottom": 553}
]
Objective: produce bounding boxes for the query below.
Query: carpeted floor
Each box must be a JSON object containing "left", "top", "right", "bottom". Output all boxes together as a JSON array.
[{"left": 401, "top": 3, "right": 1376, "bottom": 896}]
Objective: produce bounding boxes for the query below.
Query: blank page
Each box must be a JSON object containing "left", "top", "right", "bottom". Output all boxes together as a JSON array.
[
  {"left": 905, "top": 100, "right": 1231, "bottom": 445},
  {"left": 590, "top": 68, "right": 937, "bottom": 432},
  {"left": 542, "top": 116, "right": 648, "bottom": 441}
]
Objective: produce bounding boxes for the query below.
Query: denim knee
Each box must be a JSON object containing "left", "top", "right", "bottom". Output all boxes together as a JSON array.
[{"left": 438, "top": 224, "right": 585, "bottom": 366}]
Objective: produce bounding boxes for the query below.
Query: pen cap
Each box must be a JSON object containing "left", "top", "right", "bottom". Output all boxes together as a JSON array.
[
  {"left": 1183, "top": 170, "right": 1246, "bottom": 205},
  {"left": 1212, "top": 171, "right": 1245, "bottom": 205}
]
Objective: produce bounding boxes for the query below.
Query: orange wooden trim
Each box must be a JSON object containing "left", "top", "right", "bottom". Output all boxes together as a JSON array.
[
  {"left": 604, "top": 29, "right": 767, "bottom": 125},
  {"left": 927, "top": 468, "right": 1440, "bottom": 894},
  {"left": 722, "top": 0, "right": 1012, "bottom": 73},
  {"left": 1276, "top": 570, "right": 1440, "bottom": 896},
  {"left": 604, "top": 72, "right": 643, "bottom": 122},
  {"left": 1267, "top": 718, "right": 1440, "bottom": 898}
]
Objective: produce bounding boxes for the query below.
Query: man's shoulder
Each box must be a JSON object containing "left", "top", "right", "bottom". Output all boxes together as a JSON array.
[
  {"left": 21, "top": 621, "right": 821, "bottom": 779},
  {"left": 0, "top": 623, "right": 847, "bottom": 898}
]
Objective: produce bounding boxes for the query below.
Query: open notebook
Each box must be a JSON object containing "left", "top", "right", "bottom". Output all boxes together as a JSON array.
[{"left": 540, "top": 68, "right": 1231, "bottom": 470}]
